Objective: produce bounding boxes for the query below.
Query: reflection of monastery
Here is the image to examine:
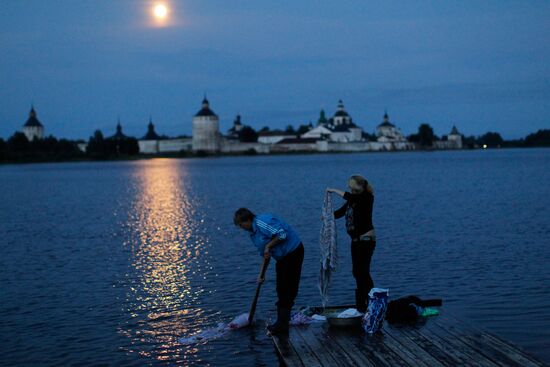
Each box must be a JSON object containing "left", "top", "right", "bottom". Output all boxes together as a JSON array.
[{"left": 138, "top": 98, "right": 462, "bottom": 154}]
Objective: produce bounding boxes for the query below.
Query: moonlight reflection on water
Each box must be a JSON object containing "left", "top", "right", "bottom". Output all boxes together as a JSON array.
[{"left": 121, "top": 159, "right": 211, "bottom": 363}]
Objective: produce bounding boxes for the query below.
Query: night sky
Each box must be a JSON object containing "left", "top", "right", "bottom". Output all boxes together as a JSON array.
[{"left": 1, "top": 0, "right": 549, "bottom": 140}]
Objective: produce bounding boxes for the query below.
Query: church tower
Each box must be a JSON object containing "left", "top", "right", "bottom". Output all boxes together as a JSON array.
[
  {"left": 332, "top": 100, "right": 352, "bottom": 126},
  {"left": 22, "top": 106, "right": 44, "bottom": 141},
  {"left": 142, "top": 117, "right": 160, "bottom": 140},
  {"left": 192, "top": 96, "right": 220, "bottom": 152},
  {"left": 447, "top": 125, "right": 463, "bottom": 149}
]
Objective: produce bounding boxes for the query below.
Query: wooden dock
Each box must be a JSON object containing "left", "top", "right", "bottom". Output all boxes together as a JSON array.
[{"left": 271, "top": 313, "right": 548, "bottom": 366}]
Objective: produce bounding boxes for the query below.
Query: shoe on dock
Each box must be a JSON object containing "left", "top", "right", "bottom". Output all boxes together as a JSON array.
[{"left": 267, "top": 307, "right": 290, "bottom": 334}]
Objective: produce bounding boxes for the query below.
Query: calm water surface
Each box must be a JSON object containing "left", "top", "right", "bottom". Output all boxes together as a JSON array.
[{"left": 1, "top": 149, "right": 549, "bottom": 366}]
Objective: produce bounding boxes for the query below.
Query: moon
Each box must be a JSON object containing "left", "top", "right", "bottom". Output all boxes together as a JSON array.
[{"left": 153, "top": 4, "right": 168, "bottom": 19}]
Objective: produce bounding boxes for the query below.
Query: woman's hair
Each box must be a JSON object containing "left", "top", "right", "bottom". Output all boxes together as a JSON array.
[
  {"left": 349, "top": 174, "right": 374, "bottom": 195},
  {"left": 233, "top": 207, "right": 255, "bottom": 225}
]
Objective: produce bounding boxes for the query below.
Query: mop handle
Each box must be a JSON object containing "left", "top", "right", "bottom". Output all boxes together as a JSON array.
[{"left": 248, "top": 257, "right": 270, "bottom": 325}]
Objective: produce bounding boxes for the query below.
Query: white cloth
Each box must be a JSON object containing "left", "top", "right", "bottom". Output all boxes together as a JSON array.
[
  {"left": 368, "top": 288, "right": 390, "bottom": 298},
  {"left": 311, "top": 314, "right": 327, "bottom": 321},
  {"left": 337, "top": 308, "right": 363, "bottom": 318}
]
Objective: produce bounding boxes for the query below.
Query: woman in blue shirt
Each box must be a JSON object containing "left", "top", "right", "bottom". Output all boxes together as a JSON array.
[{"left": 234, "top": 207, "right": 304, "bottom": 334}]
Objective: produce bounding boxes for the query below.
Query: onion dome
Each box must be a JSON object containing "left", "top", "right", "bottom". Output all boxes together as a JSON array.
[
  {"left": 234, "top": 114, "right": 242, "bottom": 126},
  {"left": 333, "top": 99, "right": 350, "bottom": 117},
  {"left": 24, "top": 106, "right": 43, "bottom": 127},
  {"left": 143, "top": 117, "right": 160, "bottom": 140},
  {"left": 378, "top": 110, "right": 395, "bottom": 127},
  {"left": 112, "top": 119, "right": 127, "bottom": 139},
  {"left": 195, "top": 96, "right": 218, "bottom": 117}
]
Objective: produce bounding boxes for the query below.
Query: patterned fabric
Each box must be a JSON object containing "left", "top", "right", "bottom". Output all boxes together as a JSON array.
[
  {"left": 362, "top": 288, "right": 389, "bottom": 334},
  {"left": 289, "top": 311, "right": 314, "bottom": 325},
  {"left": 289, "top": 309, "right": 326, "bottom": 325},
  {"left": 318, "top": 191, "right": 338, "bottom": 307}
]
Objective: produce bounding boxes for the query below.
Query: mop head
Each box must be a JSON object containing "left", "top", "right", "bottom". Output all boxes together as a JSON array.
[
  {"left": 228, "top": 313, "right": 250, "bottom": 329},
  {"left": 178, "top": 312, "right": 250, "bottom": 345}
]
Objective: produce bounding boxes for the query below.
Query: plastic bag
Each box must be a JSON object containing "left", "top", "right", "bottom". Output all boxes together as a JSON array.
[{"left": 362, "top": 288, "right": 389, "bottom": 334}]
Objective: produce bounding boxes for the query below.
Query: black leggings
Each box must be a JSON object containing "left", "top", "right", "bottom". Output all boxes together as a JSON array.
[
  {"left": 351, "top": 239, "right": 376, "bottom": 297},
  {"left": 275, "top": 243, "right": 304, "bottom": 309}
]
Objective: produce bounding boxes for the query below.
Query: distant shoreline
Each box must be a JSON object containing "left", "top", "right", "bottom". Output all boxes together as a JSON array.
[{"left": 1, "top": 146, "right": 548, "bottom": 166}]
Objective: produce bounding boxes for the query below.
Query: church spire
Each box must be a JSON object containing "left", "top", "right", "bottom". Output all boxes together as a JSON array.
[
  {"left": 24, "top": 105, "right": 43, "bottom": 127},
  {"left": 318, "top": 109, "right": 327, "bottom": 125},
  {"left": 112, "top": 118, "right": 126, "bottom": 139},
  {"left": 195, "top": 95, "right": 217, "bottom": 117},
  {"left": 143, "top": 117, "right": 160, "bottom": 140}
]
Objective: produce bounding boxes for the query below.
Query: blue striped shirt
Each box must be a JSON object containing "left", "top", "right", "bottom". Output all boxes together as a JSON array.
[{"left": 250, "top": 214, "right": 301, "bottom": 261}]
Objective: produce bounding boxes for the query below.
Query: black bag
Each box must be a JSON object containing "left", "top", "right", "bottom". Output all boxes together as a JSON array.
[{"left": 385, "top": 295, "right": 442, "bottom": 324}]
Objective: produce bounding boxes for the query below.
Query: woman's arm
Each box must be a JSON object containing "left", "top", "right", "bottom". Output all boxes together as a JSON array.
[
  {"left": 326, "top": 187, "right": 345, "bottom": 197},
  {"left": 342, "top": 191, "right": 364, "bottom": 203},
  {"left": 263, "top": 237, "right": 281, "bottom": 260},
  {"left": 327, "top": 188, "right": 348, "bottom": 218},
  {"left": 333, "top": 202, "right": 347, "bottom": 219}
]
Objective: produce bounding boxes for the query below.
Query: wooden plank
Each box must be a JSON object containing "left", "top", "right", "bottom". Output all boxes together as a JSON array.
[
  {"left": 328, "top": 331, "right": 386, "bottom": 367},
  {"left": 391, "top": 323, "right": 469, "bottom": 366},
  {"left": 433, "top": 318, "right": 523, "bottom": 367},
  {"left": 382, "top": 324, "right": 446, "bottom": 367},
  {"left": 287, "top": 328, "right": 324, "bottom": 367},
  {"left": 316, "top": 325, "right": 372, "bottom": 367},
  {"left": 330, "top": 328, "right": 411, "bottom": 367},
  {"left": 433, "top": 314, "right": 548, "bottom": 367},
  {"left": 294, "top": 325, "right": 355, "bottom": 367},
  {"left": 271, "top": 333, "right": 304, "bottom": 367},
  {"left": 477, "top": 332, "right": 548, "bottom": 367},
  {"left": 438, "top": 314, "right": 547, "bottom": 367},
  {"left": 417, "top": 318, "right": 500, "bottom": 366},
  {"left": 270, "top": 310, "right": 548, "bottom": 367}
]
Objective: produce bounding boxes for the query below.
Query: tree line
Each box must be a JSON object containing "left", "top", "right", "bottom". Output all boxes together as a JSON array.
[
  {"left": 0, "top": 129, "right": 138, "bottom": 163},
  {"left": 407, "top": 124, "right": 550, "bottom": 149},
  {"left": 0, "top": 127, "right": 548, "bottom": 163}
]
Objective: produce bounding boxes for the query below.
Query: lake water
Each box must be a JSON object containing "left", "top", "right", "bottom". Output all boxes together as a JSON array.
[{"left": 1, "top": 149, "right": 549, "bottom": 366}]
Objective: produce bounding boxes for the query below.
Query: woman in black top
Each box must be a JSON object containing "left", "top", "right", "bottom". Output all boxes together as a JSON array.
[{"left": 327, "top": 174, "right": 375, "bottom": 313}]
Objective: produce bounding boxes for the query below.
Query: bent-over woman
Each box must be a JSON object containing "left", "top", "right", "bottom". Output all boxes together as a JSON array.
[{"left": 234, "top": 208, "right": 304, "bottom": 334}]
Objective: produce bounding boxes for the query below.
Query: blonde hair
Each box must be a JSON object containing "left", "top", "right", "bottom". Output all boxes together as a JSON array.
[{"left": 349, "top": 174, "right": 374, "bottom": 195}]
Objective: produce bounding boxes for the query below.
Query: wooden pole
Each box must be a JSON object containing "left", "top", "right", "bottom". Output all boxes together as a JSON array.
[{"left": 248, "top": 257, "right": 270, "bottom": 325}]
